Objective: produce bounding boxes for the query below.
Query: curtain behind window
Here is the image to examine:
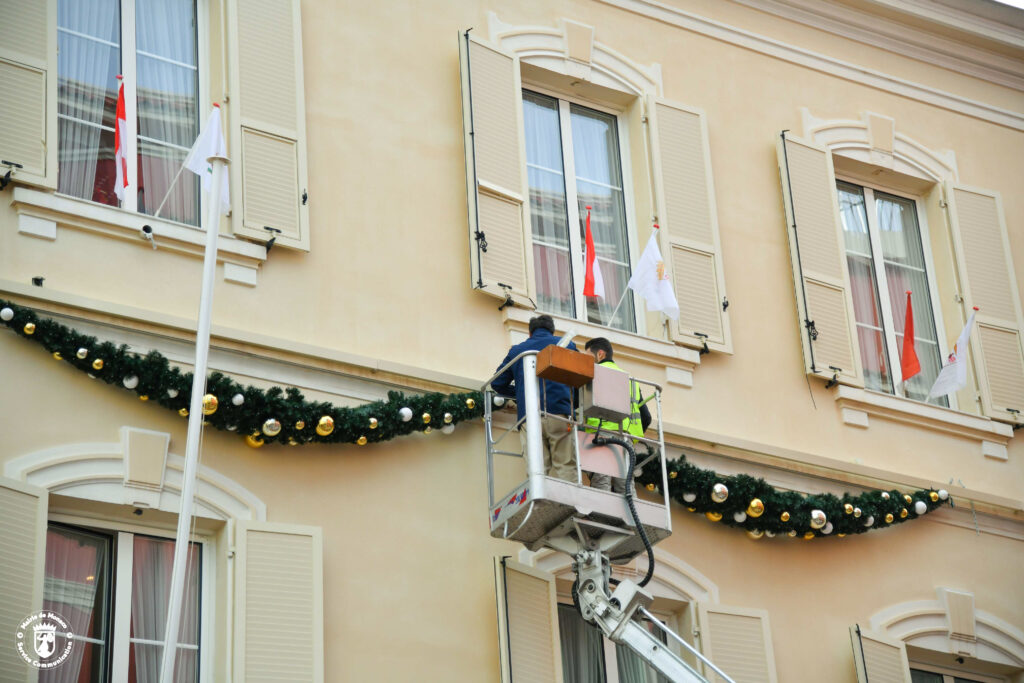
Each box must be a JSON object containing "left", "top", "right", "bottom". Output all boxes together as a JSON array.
[{"left": 558, "top": 604, "right": 606, "bottom": 682}]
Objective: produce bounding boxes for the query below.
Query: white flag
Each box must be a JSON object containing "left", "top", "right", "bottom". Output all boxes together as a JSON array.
[
  {"left": 627, "top": 234, "right": 679, "bottom": 320},
  {"left": 928, "top": 309, "right": 977, "bottom": 398},
  {"left": 184, "top": 105, "right": 230, "bottom": 214}
]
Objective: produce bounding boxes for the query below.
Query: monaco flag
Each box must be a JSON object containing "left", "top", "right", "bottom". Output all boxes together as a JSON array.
[
  {"left": 901, "top": 291, "right": 921, "bottom": 381},
  {"left": 183, "top": 104, "right": 230, "bottom": 214},
  {"left": 114, "top": 75, "right": 128, "bottom": 202},
  {"left": 583, "top": 205, "right": 605, "bottom": 299},
  {"left": 928, "top": 308, "right": 978, "bottom": 398},
  {"left": 627, "top": 229, "right": 679, "bottom": 320}
]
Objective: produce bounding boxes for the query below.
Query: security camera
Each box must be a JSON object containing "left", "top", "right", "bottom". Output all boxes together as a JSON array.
[{"left": 141, "top": 224, "right": 153, "bottom": 240}]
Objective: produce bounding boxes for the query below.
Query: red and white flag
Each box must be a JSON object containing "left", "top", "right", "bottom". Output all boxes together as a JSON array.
[
  {"left": 583, "top": 205, "right": 605, "bottom": 299},
  {"left": 928, "top": 307, "right": 978, "bottom": 398},
  {"left": 114, "top": 75, "right": 128, "bottom": 202},
  {"left": 900, "top": 290, "right": 921, "bottom": 381}
]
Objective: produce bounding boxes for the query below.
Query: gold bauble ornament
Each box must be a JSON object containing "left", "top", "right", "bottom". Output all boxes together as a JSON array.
[
  {"left": 53, "top": 352, "right": 62, "bottom": 360},
  {"left": 881, "top": 491, "right": 891, "bottom": 500},
  {"left": 24, "top": 323, "right": 36, "bottom": 335},
  {"left": 787, "top": 530, "right": 797, "bottom": 537},
  {"left": 422, "top": 413, "right": 431, "bottom": 424},
  {"left": 804, "top": 531, "right": 815, "bottom": 540},
  {"left": 646, "top": 483, "right": 656, "bottom": 491},
  {"left": 357, "top": 436, "right": 367, "bottom": 446},
  {"left": 885, "top": 513, "right": 894, "bottom": 523},
  {"left": 669, "top": 471, "right": 677, "bottom": 479},
  {"left": 288, "top": 438, "right": 299, "bottom": 446},
  {"left": 245, "top": 433, "right": 264, "bottom": 448},
  {"left": 711, "top": 483, "right": 729, "bottom": 503},
  {"left": 465, "top": 398, "right": 476, "bottom": 410},
  {"left": 139, "top": 395, "right": 148, "bottom": 401},
  {"left": 746, "top": 499, "right": 765, "bottom": 518},
  {"left": 178, "top": 408, "right": 189, "bottom": 417},
  {"left": 295, "top": 420, "right": 306, "bottom": 430},
  {"left": 443, "top": 412, "right": 453, "bottom": 424},
  {"left": 844, "top": 503, "right": 854, "bottom": 515},
  {"left": 687, "top": 506, "right": 697, "bottom": 512},
  {"left": 853, "top": 507, "right": 862, "bottom": 518},
  {"left": 424, "top": 426, "right": 432, "bottom": 434},
  {"left": 76, "top": 347, "right": 88, "bottom": 359},
  {"left": 705, "top": 511, "right": 722, "bottom": 522},
  {"left": 91, "top": 359, "right": 104, "bottom": 370},
  {"left": 262, "top": 418, "right": 282, "bottom": 437},
  {"left": 369, "top": 417, "right": 378, "bottom": 429},
  {"left": 837, "top": 533, "right": 846, "bottom": 538},
  {"left": 780, "top": 511, "right": 790, "bottom": 522},
  {"left": 316, "top": 416, "right": 334, "bottom": 436},
  {"left": 202, "top": 394, "right": 218, "bottom": 415},
  {"left": 900, "top": 507, "right": 908, "bottom": 519},
  {"left": 929, "top": 491, "right": 939, "bottom": 502},
  {"left": 747, "top": 529, "right": 764, "bottom": 539},
  {"left": 903, "top": 494, "right": 913, "bottom": 505},
  {"left": 809, "top": 509, "right": 827, "bottom": 529}
]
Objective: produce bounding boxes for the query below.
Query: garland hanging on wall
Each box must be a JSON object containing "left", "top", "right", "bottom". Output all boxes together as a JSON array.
[{"left": 0, "top": 299, "right": 951, "bottom": 537}]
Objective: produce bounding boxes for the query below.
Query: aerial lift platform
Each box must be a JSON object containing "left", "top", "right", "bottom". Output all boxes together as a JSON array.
[{"left": 483, "top": 346, "right": 735, "bottom": 683}]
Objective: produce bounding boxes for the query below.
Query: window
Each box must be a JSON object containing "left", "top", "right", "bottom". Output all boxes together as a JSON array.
[
  {"left": 837, "top": 181, "right": 946, "bottom": 405},
  {"left": 42, "top": 523, "right": 202, "bottom": 682},
  {"left": 57, "top": 0, "right": 201, "bottom": 226},
  {"left": 522, "top": 90, "right": 636, "bottom": 333},
  {"left": 911, "top": 664, "right": 1006, "bottom": 683},
  {"left": 557, "top": 603, "right": 671, "bottom": 683}
]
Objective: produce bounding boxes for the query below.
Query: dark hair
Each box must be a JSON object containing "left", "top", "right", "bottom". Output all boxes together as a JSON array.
[
  {"left": 528, "top": 314, "right": 555, "bottom": 335},
  {"left": 585, "top": 337, "right": 613, "bottom": 361}
]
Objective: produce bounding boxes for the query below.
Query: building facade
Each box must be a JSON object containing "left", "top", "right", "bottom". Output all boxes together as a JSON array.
[{"left": 1, "top": 0, "right": 1023, "bottom": 681}]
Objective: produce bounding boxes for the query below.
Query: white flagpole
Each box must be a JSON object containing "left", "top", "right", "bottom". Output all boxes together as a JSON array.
[{"left": 158, "top": 150, "right": 228, "bottom": 683}]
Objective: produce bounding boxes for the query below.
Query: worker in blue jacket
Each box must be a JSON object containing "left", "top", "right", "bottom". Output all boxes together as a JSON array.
[{"left": 492, "top": 314, "right": 578, "bottom": 481}]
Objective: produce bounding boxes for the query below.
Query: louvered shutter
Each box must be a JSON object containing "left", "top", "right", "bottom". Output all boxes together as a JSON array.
[
  {"left": 459, "top": 33, "right": 532, "bottom": 304},
  {"left": 0, "top": 476, "right": 48, "bottom": 682},
  {"left": 234, "top": 521, "right": 323, "bottom": 683},
  {"left": 647, "top": 97, "right": 732, "bottom": 353},
  {"left": 850, "top": 625, "right": 912, "bottom": 683},
  {"left": 697, "top": 604, "right": 778, "bottom": 683},
  {"left": 494, "top": 558, "right": 563, "bottom": 683},
  {"left": 227, "top": 0, "right": 310, "bottom": 250},
  {"left": 776, "top": 133, "right": 864, "bottom": 387},
  {"left": 945, "top": 184, "right": 1024, "bottom": 424},
  {"left": 0, "top": 0, "right": 56, "bottom": 187}
]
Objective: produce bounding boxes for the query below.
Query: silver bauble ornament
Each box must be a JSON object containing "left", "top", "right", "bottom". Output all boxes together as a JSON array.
[
  {"left": 711, "top": 483, "right": 729, "bottom": 503},
  {"left": 167, "top": 388, "right": 179, "bottom": 398},
  {"left": 809, "top": 509, "right": 827, "bottom": 529},
  {"left": 682, "top": 492, "right": 696, "bottom": 503},
  {"left": 733, "top": 511, "right": 747, "bottom": 523},
  {"left": 231, "top": 393, "right": 244, "bottom": 406},
  {"left": 0, "top": 307, "right": 12, "bottom": 321},
  {"left": 123, "top": 375, "right": 140, "bottom": 389},
  {"left": 881, "top": 491, "right": 890, "bottom": 500},
  {"left": 399, "top": 407, "right": 413, "bottom": 422},
  {"left": 441, "top": 424, "right": 455, "bottom": 435},
  {"left": 262, "top": 419, "right": 282, "bottom": 437},
  {"left": 914, "top": 501, "right": 927, "bottom": 515},
  {"left": 938, "top": 489, "right": 949, "bottom": 500},
  {"left": 76, "top": 347, "right": 88, "bottom": 359},
  {"left": 864, "top": 516, "right": 874, "bottom": 527},
  {"left": 822, "top": 522, "right": 834, "bottom": 535},
  {"left": 492, "top": 396, "right": 505, "bottom": 407}
]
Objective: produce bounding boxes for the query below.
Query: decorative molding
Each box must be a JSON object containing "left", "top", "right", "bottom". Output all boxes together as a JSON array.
[
  {"left": 18, "top": 214, "right": 57, "bottom": 240},
  {"left": 11, "top": 187, "right": 267, "bottom": 285},
  {"left": 594, "top": 0, "right": 1024, "bottom": 131},
  {"left": 3, "top": 436, "right": 266, "bottom": 521},
  {"left": 488, "top": 11, "right": 663, "bottom": 96},
  {"left": 834, "top": 385, "right": 1013, "bottom": 457},
  {"left": 729, "top": 0, "right": 1024, "bottom": 92}
]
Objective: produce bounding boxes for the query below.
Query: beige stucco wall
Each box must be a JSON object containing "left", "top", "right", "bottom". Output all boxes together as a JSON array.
[{"left": 2, "top": 0, "right": 1023, "bottom": 681}]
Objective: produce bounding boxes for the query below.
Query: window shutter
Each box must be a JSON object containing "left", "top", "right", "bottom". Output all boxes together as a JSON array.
[
  {"left": 776, "top": 133, "right": 864, "bottom": 387},
  {"left": 0, "top": 476, "right": 48, "bottom": 681},
  {"left": 944, "top": 183, "right": 1024, "bottom": 424},
  {"left": 234, "top": 521, "right": 323, "bottom": 683},
  {"left": 849, "top": 624, "right": 912, "bottom": 683},
  {"left": 493, "top": 558, "right": 563, "bottom": 683},
  {"left": 226, "top": 0, "right": 310, "bottom": 250},
  {"left": 0, "top": 0, "right": 56, "bottom": 188},
  {"left": 697, "top": 603, "right": 778, "bottom": 683},
  {"left": 647, "top": 97, "right": 732, "bottom": 353},
  {"left": 459, "top": 33, "right": 532, "bottom": 304}
]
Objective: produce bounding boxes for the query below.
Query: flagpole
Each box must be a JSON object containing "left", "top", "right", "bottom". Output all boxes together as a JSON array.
[
  {"left": 158, "top": 150, "right": 228, "bottom": 683},
  {"left": 607, "top": 287, "right": 630, "bottom": 326},
  {"left": 152, "top": 163, "right": 188, "bottom": 219}
]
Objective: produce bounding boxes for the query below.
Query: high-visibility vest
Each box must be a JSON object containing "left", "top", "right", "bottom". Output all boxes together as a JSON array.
[{"left": 585, "top": 360, "right": 645, "bottom": 438}]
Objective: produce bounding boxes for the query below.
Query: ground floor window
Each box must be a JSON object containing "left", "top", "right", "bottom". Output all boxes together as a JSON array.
[
  {"left": 558, "top": 603, "right": 671, "bottom": 682},
  {"left": 42, "top": 522, "right": 201, "bottom": 682},
  {"left": 911, "top": 663, "right": 1006, "bottom": 683}
]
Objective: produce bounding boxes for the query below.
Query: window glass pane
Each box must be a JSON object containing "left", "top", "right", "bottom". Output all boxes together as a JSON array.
[
  {"left": 523, "top": 91, "right": 574, "bottom": 318},
  {"left": 571, "top": 104, "right": 634, "bottom": 332},
  {"left": 616, "top": 618, "right": 671, "bottom": 683},
  {"left": 911, "top": 670, "right": 944, "bottom": 683},
  {"left": 42, "top": 525, "right": 112, "bottom": 683},
  {"left": 558, "top": 604, "right": 606, "bottom": 682},
  {"left": 57, "top": 0, "right": 121, "bottom": 205},
  {"left": 136, "top": 0, "right": 200, "bottom": 226},
  {"left": 129, "top": 535, "right": 200, "bottom": 683}
]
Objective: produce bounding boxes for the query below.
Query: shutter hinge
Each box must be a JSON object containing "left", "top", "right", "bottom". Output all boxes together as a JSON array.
[
  {"left": 1007, "top": 408, "right": 1023, "bottom": 429},
  {"left": 0, "top": 161, "right": 22, "bottom": 191},
  {"left": 804, "top": 318, "right": 818, "bottom": 341},
  {"left": 722, "top": 296, "right": 729, "bottom": 311},
  {"left": 263, "top": 226, "right": 282, "bottom": 252},
  {"left": 694, "top": 332, "right": 710, "bottom": 355},
  {"left": 302, "top": 189, "right": 308, "bottom": 205},
  {"left": 497, "top": 284, "right": 514, "bottom": 311},
  {"left": 475, "top": 230, "right": 488, "bottom": 252},
  {"left": 825, "top": 366, "right": 843, "bottom": 389}
]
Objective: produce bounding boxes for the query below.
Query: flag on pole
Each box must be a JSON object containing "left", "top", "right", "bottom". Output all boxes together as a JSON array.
[
  {"left": 900, "top": 291, "right": 921, "bottom": 381},
  {"left": 114, "top": 75, "right": 128, "bottom": 203},
  {"left": 184, "top": 104, "right": 230, "bottom": 214},
  {"left": 928, "top": 307, "right": 978, "bottom": 398},
  {"left": 627, "top": 228, "right": 679, "bottom": 320},
  {"left": 583, "top": 206, "right": 605, "bottom": 299}
]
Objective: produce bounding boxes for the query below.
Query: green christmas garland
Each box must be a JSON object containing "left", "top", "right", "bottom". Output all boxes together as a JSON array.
[{"left": 0, "top": 298, "right": 951, "bottom": 537}]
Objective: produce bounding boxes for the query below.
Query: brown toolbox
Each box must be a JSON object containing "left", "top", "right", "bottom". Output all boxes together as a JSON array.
[{"left": 535, "top": 344, "right": 595, "bottom": 388}]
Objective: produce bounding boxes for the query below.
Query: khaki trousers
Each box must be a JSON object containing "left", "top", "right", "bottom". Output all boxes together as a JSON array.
[{"left": 520, "top": 415, "right": 577, "bottom": 482}]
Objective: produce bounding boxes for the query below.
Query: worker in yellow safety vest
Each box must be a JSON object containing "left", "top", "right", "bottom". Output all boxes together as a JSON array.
[{"left": 583, "top": 337, "right": 650, "bottom": 492}]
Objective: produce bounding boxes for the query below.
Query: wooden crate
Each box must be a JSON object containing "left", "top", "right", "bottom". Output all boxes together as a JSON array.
[{"left": 535, "top": 345, "right": 594, "bottom": 388}]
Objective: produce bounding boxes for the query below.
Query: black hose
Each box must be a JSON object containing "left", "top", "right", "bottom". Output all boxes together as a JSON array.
[{"left": 592, "top": 434, "right": 655, "bottom": 587}]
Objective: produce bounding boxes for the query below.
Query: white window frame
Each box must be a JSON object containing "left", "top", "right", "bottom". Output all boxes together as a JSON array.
[
  {"left": 910, "top": 661, "right": 1007, "bottom": 683},
  {"left": 56, "top": 0, "right": 210, "bottom": 229},
  {"left": 522, "top": 83, "right": 642, "bottom": 335},
  {"left": 836, "top": 175, "right": 953, "bottom": 409},
  {"left": 48, "top": 513, "right": 215, "bottom": 683}
]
